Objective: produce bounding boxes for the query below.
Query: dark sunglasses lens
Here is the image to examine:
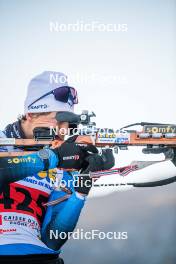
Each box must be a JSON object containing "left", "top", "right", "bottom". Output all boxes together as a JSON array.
[{"left": 53, "top": 87, "right": 69, "bottom": 102}]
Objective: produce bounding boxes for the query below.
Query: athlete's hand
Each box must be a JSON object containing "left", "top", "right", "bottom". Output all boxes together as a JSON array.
[
  {"left": 74, "top": 149, "right": 115, "bottom": 195},
  {"left": 82, "top": 148, "right": 115, "bottom": 173},
  {"left": 53, "top": 141, "right": 98, "bottom": 170}
]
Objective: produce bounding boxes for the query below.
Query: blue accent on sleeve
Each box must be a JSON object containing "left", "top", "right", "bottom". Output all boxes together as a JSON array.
[
  {"left": 41, "top": 172, "right": 85, "bottom": 250},
  {"left": 0, "top": 149, "right": 58, "bottom": 184},
  {"left": 51, "top": 192, "right": 85, "bottom": 230}
]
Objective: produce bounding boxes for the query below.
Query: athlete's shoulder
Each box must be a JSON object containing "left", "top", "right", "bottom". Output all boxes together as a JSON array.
[
  {"left": 0, "top": 129, "right": 13, "bottom": 152},
  {"left": 0, "top": 130, "right": 6, "bottom": 138}
]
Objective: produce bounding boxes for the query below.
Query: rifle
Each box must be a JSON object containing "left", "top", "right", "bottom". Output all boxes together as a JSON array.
[
  {"left": 0, "top": 110, "right": 176, "bottom": 158},
  {"left": 1, "top": 111, "right": 176, "bottom": 206}
]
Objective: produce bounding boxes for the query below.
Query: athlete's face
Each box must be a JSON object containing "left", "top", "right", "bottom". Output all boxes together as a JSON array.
[{"left": 25, "top": 112, "right": 69, "bottom": 140}]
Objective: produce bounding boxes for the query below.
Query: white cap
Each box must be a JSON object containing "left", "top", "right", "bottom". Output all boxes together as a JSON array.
[{"left": 24, "top": 71, "right": 74, "bottom": 113}]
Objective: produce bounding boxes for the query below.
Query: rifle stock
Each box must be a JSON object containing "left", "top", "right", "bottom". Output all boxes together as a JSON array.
[{"left": 0, "top": 131, "right": 176, "bottom": 157}]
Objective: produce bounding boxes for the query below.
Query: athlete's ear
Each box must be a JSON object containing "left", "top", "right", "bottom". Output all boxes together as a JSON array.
[{"left": 25, "top": 113, "right": 33, "bottom": 121}]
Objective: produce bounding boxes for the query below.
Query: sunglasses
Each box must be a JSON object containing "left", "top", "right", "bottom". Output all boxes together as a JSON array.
[{"left": 28, "top": 86, "right": 78, "bottom": 109}]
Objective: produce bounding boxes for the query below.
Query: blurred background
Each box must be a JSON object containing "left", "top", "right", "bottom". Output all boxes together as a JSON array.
[
  {"left": 63, "top": 184, "right": 176, "bottom": 264},
  {"left": 0, "top": 0, "right": 176, "bottom": 263}
]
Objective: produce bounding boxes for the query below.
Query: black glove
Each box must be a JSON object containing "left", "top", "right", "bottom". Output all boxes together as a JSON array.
[
  {"left": 74, "top": 149, "right": 115, "bottom": 195},
  {"left": 53, "top": 140, "right": 98, "bottom": 170}
]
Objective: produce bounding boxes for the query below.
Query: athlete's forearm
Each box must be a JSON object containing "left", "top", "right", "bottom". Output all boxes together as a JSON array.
[
  {"left": 41, "top": 192, "right": 85, "bottom": 250},
  {"left": 0, "top": 149, "right": 58, "bottom": 185}
]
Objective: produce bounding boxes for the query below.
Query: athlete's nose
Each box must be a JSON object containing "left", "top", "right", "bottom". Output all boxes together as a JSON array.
[{"left": 58, "top": 122, "right": 69, "bottom": 140}]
